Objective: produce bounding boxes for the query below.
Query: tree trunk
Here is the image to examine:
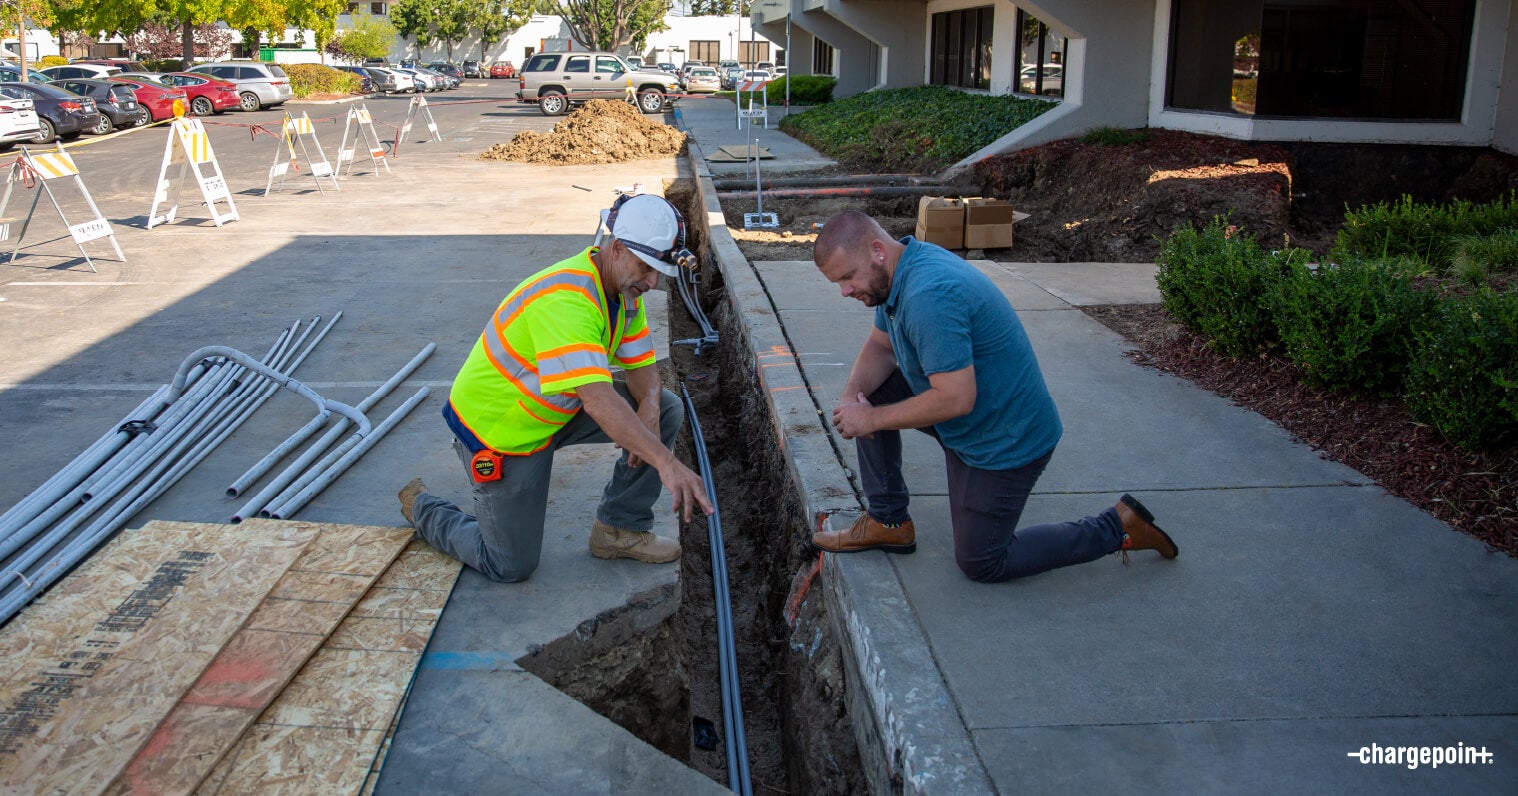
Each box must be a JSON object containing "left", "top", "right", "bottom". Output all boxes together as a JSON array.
[{"left": 182, "top": 21, "right": 194, "bottom": 66}]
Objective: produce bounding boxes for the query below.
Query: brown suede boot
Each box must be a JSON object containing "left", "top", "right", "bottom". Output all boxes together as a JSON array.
[
  {"left": 1116, "top": 493, "right": 1178, "bottom": 560},
  {"left": 811, "top": 514, "right": 916, "bottom": 554},
  {"left": 398, "top": 478, "right": 427, "bottom": 525},
  {"left": 589, "top": 520, "right": 681, "bottom": 563}
]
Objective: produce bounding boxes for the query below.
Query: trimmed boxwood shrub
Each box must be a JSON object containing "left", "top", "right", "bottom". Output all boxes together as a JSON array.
[
  {"left": 1405, "top": 289, "right": 1518, "bottom": 450},
  {"left": 284, "top": 63, "right": 360, "bottom": 97},
  {"left": 39, "top": 55, "right": 68, "bottom": 68},
  {"left": 1156, "top": 218, "right": 1290, "bottom": 356},
  {"left": 1274, "top": 259, "right": 1436, "bottom": 394},
  {"left": 765, "top": 74, "right": 834, "bottom": 105},
  {"left": 143, "top": 58, "right": 186, "bottom": 72}
]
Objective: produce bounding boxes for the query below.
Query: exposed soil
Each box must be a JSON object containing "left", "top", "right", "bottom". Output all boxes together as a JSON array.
[{"left": 480, "top": 99, "right": 687, "bottom": 165}]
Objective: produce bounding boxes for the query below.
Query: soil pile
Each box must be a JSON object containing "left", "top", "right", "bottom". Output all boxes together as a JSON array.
[
  {"left": 974, "top": 130, "right": 1295, "bottom": 262},
  {"left": 481, "top": 100, "right": 686, "bottom": 165}
]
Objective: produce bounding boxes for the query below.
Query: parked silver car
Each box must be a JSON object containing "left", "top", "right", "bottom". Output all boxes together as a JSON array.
[
  {"left": 366, "top": 66, "right": 415, "bottom": 94},
  {"left": 186, "top": 62, "right": 292, "bottom": 111},
  {"left": 516, "top": 51, "right": 680, "bottom": 115}
]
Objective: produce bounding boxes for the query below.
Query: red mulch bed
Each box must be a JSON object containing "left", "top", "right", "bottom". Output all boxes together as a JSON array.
[{"left": 1084, "top": 304, "right": 1518, "bottom": 557}]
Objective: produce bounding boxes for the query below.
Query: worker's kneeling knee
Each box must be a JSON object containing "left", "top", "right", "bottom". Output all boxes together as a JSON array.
[
  {"left": 956, "top": 557, "right": 1005, "bottom": 584},
  {"left": 480, "top": 559, "right": 537, "bottom": 583}
]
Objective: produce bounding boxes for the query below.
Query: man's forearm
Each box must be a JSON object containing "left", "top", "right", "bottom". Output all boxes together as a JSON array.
[
  {"left": 842, "top": 335, "right": 897, "bottom": 400},
  {"left": 578, "top": 381, "right": 672, "bottom": 468},
  {"left": 624, "top": 365, "right": 662, "bottom": 416}
]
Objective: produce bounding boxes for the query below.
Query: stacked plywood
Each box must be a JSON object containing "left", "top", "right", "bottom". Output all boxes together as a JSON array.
[{"left": 0, "top": 518, "right": 461, "bottom": 795}]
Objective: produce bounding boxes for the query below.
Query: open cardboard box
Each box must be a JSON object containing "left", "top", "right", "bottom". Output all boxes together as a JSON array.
[{"left": 915, "top": 196, "right": 966, "bottom": 249}]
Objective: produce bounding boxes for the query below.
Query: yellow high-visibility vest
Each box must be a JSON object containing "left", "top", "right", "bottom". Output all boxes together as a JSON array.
[{"left": 449, "top": 247, "right": 656, "bottom": 454}]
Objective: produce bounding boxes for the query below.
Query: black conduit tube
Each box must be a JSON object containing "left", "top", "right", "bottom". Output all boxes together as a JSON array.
[{"left": 682, "top": 384, "right": 752, "bottom": 796}]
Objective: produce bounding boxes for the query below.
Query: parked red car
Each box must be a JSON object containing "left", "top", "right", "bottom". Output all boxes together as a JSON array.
[
  {"left": 106, "top": 75, "right": 187, "bottom": 122},
  {"left": 155, "top": 72, "right": 241, "bottom": 116},
  {"left": 489, "top": 61, "right": 515, "bottom": 79}
]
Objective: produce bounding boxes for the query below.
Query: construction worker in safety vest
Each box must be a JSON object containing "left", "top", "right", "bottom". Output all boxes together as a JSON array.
[{"left": 398, "top": 194, "right": 713, "bottom": 582}]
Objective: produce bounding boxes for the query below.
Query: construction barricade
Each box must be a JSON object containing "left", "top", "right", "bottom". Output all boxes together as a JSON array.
[
  {"left": 337, "top": 105, "right": 390, "bottom": 177},
  {"left": 148, "top": 116, "right": 238, "bottom": 229},
  {"left": 1, "top": 145, "right": 125, "bottom": 271},
  {"left": 266, "top": 112, "right": 339, "bottom": 195},
  {"left": 396, "top": 94, "right": 440, "bottom": 154},
  {"left": 736, "top": 79, "right": 769, "bottom": 131}
]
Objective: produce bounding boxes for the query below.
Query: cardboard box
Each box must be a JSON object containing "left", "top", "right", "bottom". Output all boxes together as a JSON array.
[
  {"left": 915, "top": 196, "right": 966, "bottom": 249},
  {"left": 963, "top": 198, "right": 1015, "bottom": 249}
]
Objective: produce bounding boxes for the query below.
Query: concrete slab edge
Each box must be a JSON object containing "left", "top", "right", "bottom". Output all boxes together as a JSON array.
[{"left": 686, "top": 143, "right": 996, "bottom": 795}]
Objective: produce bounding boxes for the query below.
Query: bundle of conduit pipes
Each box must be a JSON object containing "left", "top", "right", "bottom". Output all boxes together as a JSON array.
[{"left": 0, "top": 314, "right": 434, "bottom": 628}]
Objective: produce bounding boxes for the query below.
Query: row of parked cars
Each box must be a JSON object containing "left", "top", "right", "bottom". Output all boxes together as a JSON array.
[
  {"left": 337, "top": 62, "right": 464, "bottom": 94},
  {"left": 658, "top": 60, "right": 786, "bottom": 93},
  {"left": 0, "top": 59, "right": 298, "bottom": 148}
]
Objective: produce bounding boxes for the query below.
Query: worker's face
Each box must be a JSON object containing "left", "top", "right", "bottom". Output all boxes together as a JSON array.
[
  {"left": 610, "top": 240, "right": 662, "bottom": 299},
  {"left": 818, "top": 240, "right": 890, "bottom": 307}
]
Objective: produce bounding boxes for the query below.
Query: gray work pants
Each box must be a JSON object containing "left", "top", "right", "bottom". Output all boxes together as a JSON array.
[{"left": 411, "top": 382, "right": 683, "bottom": 582}]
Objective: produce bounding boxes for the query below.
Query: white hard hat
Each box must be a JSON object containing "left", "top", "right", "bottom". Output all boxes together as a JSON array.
[{"left": 599, "top": 194, "right": 693, "bottom": 277}]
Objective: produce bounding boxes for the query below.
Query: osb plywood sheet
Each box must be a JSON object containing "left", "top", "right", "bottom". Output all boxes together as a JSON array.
[
  {"left": 197, "top": 540, "right": 461, "bottom": 796},
  {"left": 105, "top": 521, "right": 414, "bottom": 796},
  {"left": 0, "top": 520, "right": 317, "bottom": 795}
]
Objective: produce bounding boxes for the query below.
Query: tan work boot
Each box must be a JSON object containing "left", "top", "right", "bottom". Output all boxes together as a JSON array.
[
  {"left": 1116, "top": 493, "right": 1178, "bottom": 560},
  {"left": 811, "top": 514, "right": 916, "bottom": 554},
  {"left": 398, "top": 478, "right": 427, "bottom": 525},
  {"left": 589, "top": 519, "right": 681, "bottom": 563}
]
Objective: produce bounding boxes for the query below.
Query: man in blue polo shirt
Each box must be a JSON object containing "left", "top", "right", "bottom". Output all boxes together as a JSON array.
[{"left": 809, "top": 211, "right": 1178, "bottom": 582}]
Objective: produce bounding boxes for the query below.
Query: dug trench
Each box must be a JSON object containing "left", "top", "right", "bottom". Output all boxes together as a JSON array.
[{"left": 513, "top": 178, "right": 866, "bottom": 793}]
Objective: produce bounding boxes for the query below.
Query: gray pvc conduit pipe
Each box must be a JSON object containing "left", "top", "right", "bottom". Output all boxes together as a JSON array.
[
  {"left": 167, "top": 345, "right": 372, "bottom": 437},
  {"left": 231, "top": 343, "right": 435, "bottom": 521},
  {"left": 106, "top": 315, "right": 333, "bottom": 533},
  {"left": 264, "top": 385, "right": 431, "bottom": 520},
  {"left": 682, "top": 384, "right": 752, "bottom": 796},
  {"left": 0, "top": 384, "right": 171, "bottom": 541}
]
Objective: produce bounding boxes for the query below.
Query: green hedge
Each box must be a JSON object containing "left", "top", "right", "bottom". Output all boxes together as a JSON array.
[
  {"left": 1155, "top": 218, "right": 1291, "bottom": 357},
  {"left": 1332, "top": 194, "right": 1518, "bottom": 270},
  {"left": 1406, "top": 289, "right": 1518, "bottom": 449},
  {"left": 764, "top": 75, "right": 834, "bottom": 105},
  {"left": 40, "top": 55, "right": 68, "bottom": 68},
  {"left": 143, "top": 58, "right": 186, "bottom": 72},
  {"left": 1274, "top": 259, "right": 1435, "bottom": 394},
  {"left": 284, "top": 63, "right": 360, "bottom": 97}
]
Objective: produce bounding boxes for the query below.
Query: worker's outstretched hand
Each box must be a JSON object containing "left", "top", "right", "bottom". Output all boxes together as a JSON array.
[{"left": 660, "top": 460, "right": 714, "bottom": 522}]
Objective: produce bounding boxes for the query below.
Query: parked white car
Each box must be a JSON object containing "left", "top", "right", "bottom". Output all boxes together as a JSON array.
[
  {"left": 37, "top": 64, "right": 121, "bottom": 80},
  {"left": 0, "top": 92, "right": 41, "bottom": 149}
]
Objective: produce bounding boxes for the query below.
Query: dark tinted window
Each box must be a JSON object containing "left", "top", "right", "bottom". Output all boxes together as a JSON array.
[
  {"left": 1167, "top": 0, "right": 1476, "bottom": 120},
  {"left": 268, "top": 65, "right": 287, "bottom": 78},
  {"left": 565, "top": 56, "right": 589, "bottom": 73},
  {"left": 524, "top": 54, "right": 560, "bottom": 73}
]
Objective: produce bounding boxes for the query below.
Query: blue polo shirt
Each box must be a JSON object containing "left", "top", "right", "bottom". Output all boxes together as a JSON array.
[{"left": 875, "top": 237, "right": 1062, "bottom": 470}]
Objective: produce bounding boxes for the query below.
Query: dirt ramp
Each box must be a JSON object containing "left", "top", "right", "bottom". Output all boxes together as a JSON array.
[
  {"left": 481, "top": 100, "right": 687, "bottom": 165},
  {"left": 975, "top": 130, "right": 1294, "bottom": 262}
]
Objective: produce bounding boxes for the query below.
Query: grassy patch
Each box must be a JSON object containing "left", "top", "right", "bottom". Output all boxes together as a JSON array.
[{"left": 778, "top": 85, "right": 1054, "bottom": 173}]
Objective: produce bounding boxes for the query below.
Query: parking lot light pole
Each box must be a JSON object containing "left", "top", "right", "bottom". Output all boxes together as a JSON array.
[{"left": 762, "top": 1, "right": 790, "bottom": 115}]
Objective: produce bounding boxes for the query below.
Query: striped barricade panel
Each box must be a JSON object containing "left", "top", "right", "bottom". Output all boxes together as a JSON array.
[{"left": 26, "top": 151, "right": 79, "bottom": 180}]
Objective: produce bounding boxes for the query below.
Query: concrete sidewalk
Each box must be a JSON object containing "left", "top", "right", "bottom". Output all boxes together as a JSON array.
[{"left": 678, "top": 98, "right": 1518, "bottom": 793}]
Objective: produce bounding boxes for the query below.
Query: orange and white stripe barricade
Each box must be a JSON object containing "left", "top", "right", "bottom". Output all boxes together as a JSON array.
[
  {"left": 266, "top": 112, "right": 339, "bottom": 195},
  {"left": 396, "top": 94, "right": 440, "bottom": 152},
  {"left": 337, "top": 104, "right": 390, "bottom": 177},
  {"left": 148, "top": 116, "right": 238, "bottom": 229},
  {"left": 736, "top": 79, "right": 770, "bottom": 130},
  {"left": 0, "top": 145, "right": 124, "bottom": 271}
]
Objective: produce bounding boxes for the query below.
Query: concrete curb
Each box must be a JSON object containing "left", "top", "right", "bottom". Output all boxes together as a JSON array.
[{"left": 685, "top": 140, "right": 995, "bottom": 794}]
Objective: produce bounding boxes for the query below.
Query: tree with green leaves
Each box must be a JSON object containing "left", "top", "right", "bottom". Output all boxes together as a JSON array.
[
  {"left": 556, "top": 0, "right": 669, "bottom": 53},
  {"left": 389, "top": 0, "right": 434, "bottom": 57},
  {"left": 429, "top": 0, "right": 473, "bottom": 60},
  {"left": 476, "top": 0, "right": 533, "bottom": 62},
  {"left": 330, "top": 8, "right": 397, "bottom": 62}
]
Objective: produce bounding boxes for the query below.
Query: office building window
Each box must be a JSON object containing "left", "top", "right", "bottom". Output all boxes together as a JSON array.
[
  {"left": 813, "top": 39, "right": 834, "bottom": 75},
  {"left": 690, "top": 40, "right": 719, "bottom": 63},
  {"left": 1167, "top": 0, "right": 1476, "bottom": 119},
  {"left": 930, "top": 6, "right": 993, "bottom": 89},
  {"left": 1016, "top": 10, "right": 1066, "bottom": 97}
]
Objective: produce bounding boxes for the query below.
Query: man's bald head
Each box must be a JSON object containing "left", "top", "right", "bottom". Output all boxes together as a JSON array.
[
  {"left": 814, "top": 211, "right": 892, "bottom": 267},
  {"left": 813, "top": 211, "right": 903, "bottom": 308}
]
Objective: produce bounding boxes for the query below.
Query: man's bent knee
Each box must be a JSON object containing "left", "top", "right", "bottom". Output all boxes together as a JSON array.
[
  {"left": 479, "top": 558, "right": 537, "bottom": 583},
  {"left": 956, "top": 555, "right": 1008, "bottom": 584}
]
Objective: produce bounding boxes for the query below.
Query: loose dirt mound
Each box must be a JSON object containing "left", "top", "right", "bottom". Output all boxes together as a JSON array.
[
  {"left": 480, "top": 100, "right": 686, "bottom": 165},
  {"left": 973, "top": 130, "right": 1295, "bottom": 262}
]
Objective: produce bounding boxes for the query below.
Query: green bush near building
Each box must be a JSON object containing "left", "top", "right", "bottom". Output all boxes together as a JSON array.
[
  {"left": 284, "top": 63, "right": 361, "bottom": 97},
  {"left": 763, "top": 75, "right": 835, "bottom": 106}
]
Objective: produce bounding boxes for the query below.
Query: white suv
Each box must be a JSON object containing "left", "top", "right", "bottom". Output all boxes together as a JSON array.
[
  {"left": 187, "top": 62, "right": 293, "bottom": 111},
  {"left": 0, "top": 93, "right": 40, "bottom": 150}
]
